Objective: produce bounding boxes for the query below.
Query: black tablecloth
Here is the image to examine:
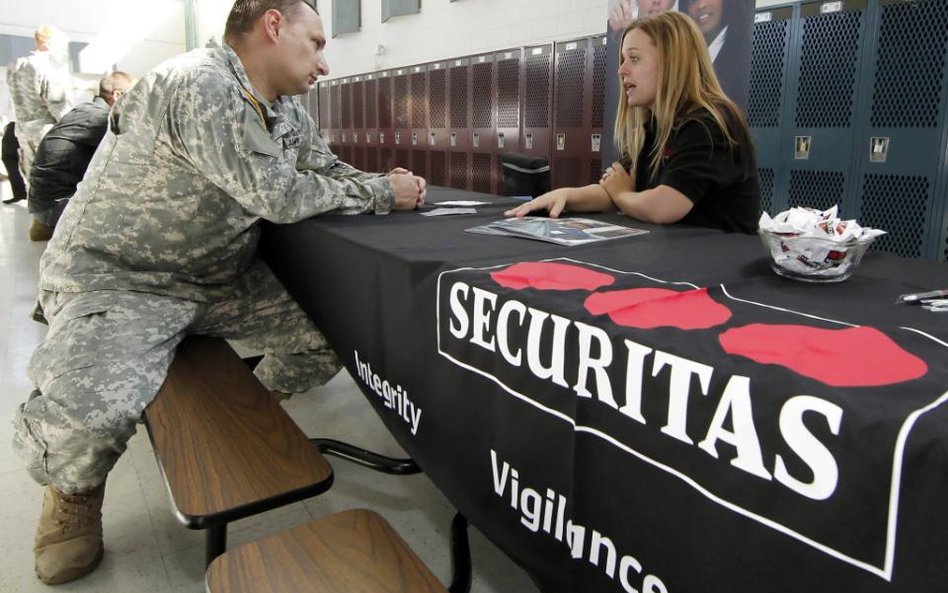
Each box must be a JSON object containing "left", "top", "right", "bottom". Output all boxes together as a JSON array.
[{"left": 262, "top": 188, "right": 948, "bottom": 593}]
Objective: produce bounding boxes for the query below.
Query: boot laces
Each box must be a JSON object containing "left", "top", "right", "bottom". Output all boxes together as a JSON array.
[{"left": 54, "top": 493, "right": 96, "bottom": 533}]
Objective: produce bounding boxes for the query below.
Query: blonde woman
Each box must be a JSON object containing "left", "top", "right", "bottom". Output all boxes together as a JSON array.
[{"left": 507, "top": 11, "right": 759, "bottom": 233}]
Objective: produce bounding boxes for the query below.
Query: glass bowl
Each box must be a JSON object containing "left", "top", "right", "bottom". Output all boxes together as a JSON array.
[{"left": 758, "top": 229, "right": 876, "bottom": 283}]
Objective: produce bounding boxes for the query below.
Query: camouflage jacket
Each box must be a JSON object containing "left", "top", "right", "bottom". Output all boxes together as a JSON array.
[
  {"left": 40, "top": 42, "right": 394, "bottom": 302},
  {"left": 6, "top": 50, "right": 73, "bottom": 129}
]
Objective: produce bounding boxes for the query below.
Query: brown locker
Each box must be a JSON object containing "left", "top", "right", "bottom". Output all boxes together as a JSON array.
[
  {"left": 552, "top": 35, "right": 607, "bottom": 188},
  {"left": 376, "top": 71, "right": 395, "bottom": 171},
  {"left": 340, "top": 77, "right": 352, "bottom": 150},
  {"left": 471, "top": 52, "right": 497, "bottom": 194},
  {"left": 317, "top": 82, "right": 331, "bottom": 140},
  {"left": 522, "top": 44, "right": 554, "bottom": 160},
  {"left": 392, "top": 67, "right": 411, "bottom": 167},
  {"left": 448, "top": 57, "right": 472, "bottom": 190},
  {"left": 350, "top": 76, "right": 366, "bottom": 169},
  {"left": 428, "top": 61, "right": 448, "bottom": 186},
  {"left": 408, "top": 65, "right": 428, "bottom": 178},
  {"left": 329, "top": 79, "right": 342, "bottom": 146},
  {"left": 495, "top": 48, "right": 522, "bottom": 155}
]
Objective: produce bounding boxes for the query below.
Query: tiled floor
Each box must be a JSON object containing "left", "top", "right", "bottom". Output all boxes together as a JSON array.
[{"left": 0, "top": 187, "right": 539, "bottom": 592}]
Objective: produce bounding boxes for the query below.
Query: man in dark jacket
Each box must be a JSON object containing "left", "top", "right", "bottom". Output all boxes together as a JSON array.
[
  {"left": 27, "top": 71, "right": 135, "bottom": 240},
  {"left": 1, "top": 121, "right": 27, "bottom": 204}
]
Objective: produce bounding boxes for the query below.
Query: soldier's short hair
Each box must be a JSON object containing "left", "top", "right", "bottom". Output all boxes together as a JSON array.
[
  {"left": 223, "top": 0, "right": 318, "bottom": 40},
  {"left": 34, "top": 25, "right": 65, "bottom": 48},
  {"left": 99, "top": 71, "right": 136, "bottom": 99}
]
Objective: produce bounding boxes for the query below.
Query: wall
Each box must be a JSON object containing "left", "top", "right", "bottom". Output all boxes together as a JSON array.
[
  {"left": 0, "top": 0, "right": 186, "bottom": 76},
  {"left": 192, "top": 0, "right": 608, "bottom": 80}
]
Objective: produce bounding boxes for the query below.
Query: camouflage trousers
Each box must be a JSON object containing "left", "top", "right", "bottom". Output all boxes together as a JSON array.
[{"left": 12, "top": 259, "right": 341, "bottom": 494}]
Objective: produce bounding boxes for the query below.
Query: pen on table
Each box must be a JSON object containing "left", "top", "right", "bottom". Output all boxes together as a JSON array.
[{"left": 896, "top": 289, "right": 948, "bottom": 305}]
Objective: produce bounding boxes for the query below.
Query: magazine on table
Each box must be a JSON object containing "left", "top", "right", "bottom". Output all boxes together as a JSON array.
[{"left": 466, "top": 216, "right": 649, "bottom": 246}]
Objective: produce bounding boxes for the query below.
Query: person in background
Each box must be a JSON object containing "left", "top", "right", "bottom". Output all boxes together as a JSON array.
[
  {"left": 12, "top": 0, "right": 424, "bottom": 585},
  {"left": 507, "top": 11, "right": 759, "bottom": 233},
  {"left": 1, "top": 122, "right": 28, "bottom": 204},
  {"left": 27, "top": 71, "right": 136, "bottom": 241},
  {"left": 609, "top": 0, "right": 679, "bottom": 32},
  {"left": 6, "top": 25, "right": 74, "bottom": 180},
  {"left": 684, "top": 0, "right": 753, "bottom": 107}
]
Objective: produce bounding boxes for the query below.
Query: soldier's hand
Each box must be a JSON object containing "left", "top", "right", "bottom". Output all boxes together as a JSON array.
[
  {"left": 389, "top": 173, "right": 423, "bottom": 210},
  {"left": 415, "top": 175, "right": 427, "bottom": 205},
  {"left": 388, "top": 167, "right": 410, "bottom": 176}
]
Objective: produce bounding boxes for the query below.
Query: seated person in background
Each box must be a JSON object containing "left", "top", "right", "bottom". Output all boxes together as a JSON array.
[
  {"left": 508, "top": 11, "right": 759, "bottom": 234},
  {"left": 13, "top": 0, "right": 424, "bottom": 585},
  {"left": 1, "top": 121, "right": 28, "bottom": 204},
  {"left": 27, "top": 71, "right": 136, "bottom": 241}
]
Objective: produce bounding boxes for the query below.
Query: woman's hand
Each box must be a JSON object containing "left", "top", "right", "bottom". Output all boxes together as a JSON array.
[
  {"left": 504, "top": 188, "right": 571, "bottom": 218},
  {"left": 599, "top": 162, "right": 632, "bottom": 199}
]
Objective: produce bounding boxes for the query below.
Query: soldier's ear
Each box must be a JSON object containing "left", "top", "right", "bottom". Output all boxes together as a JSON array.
[{"left": 261, "top": 9, "right": 284, "bottom": 42}]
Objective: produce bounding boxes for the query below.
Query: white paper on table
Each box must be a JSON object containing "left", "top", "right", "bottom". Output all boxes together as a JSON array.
[
  {"left": 421, "top": 207, "right": 478, "bottom": 217},
  {"left": 433, "top": 200, "right": 491, "bottom": 206}
]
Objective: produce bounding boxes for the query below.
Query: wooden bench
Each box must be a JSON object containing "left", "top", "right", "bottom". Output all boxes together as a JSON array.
[
  {"left": 143, "top": 335, "right": 334, "bottom": 566},
  {"left": 206, "top": 508, "right": 453, "bottom": 593}
]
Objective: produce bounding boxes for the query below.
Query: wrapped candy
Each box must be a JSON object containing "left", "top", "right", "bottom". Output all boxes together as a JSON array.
[{"left": 758, "top": 206, "right": 886, "bottom": 282}]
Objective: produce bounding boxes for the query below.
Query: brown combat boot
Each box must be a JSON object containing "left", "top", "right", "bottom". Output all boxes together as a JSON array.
[
  {"left": 28, "top": 219, "right": 54, "bottom": 241},
  {"left": 34, "top": 483, "right": 105, "bottom": 585}
]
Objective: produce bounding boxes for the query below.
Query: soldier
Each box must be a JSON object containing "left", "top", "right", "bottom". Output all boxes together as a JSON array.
[
  {"left": 6, "top": 25, "right": 74, "bottom": 182},
  {"left": 27, "top": 71, "right": 136, "bottom": 241},
  {"left": 12, "top": 0, "right": 425, "bottom": 585}
]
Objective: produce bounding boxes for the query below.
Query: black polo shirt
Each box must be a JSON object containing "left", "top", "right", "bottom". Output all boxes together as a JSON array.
[{"left": 628, "top": 108, "right": 761, "bottom": 234}]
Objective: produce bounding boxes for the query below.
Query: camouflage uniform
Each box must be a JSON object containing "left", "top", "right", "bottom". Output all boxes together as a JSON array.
[
  {"left": 6, "top": 50, "right": 73, "bottom": 175},
  {"left": 12, "top": 42, "right": 394, "bottom": 494}
]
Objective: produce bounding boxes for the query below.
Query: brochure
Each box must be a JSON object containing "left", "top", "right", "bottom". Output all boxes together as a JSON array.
[{"left": 466, "top": 217, "right": 649, "bottom": 246}]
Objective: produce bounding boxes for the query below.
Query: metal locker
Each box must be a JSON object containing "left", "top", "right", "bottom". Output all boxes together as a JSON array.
[
  {"left": 448, "top": 57, "right": 472, "bottom": 190},
  {"left": 329, "top": 79, "right": 342, "bottom": 151},
  {"left": 409, "top": 65, "right": 429, "bottom": 179},
  {"left": 377, "top": 71, "right": 395, "bottom": 172},
  {"left": 392, "top": 67, "right": 411, "bottom": 167},
  {"left": 496, "top": 48, "right": 522, "bottom": 157},
  {"left": 552, "top": 35, "right": 606, "bottom": 189},
  {"left": 749, "top": 5, "right": 794, "bottom": 217},
  {"left": 340, "top": 77, "right": 352, "bottom": 154},
  {"left": 589, "top": 34, "right": 607, "bottom": 185},
  {"left": 850, "top": 0, "right": 948, "bottom": 260},
  {"left": 782, "top": 0, "right": 871, "bottom": 215},
  {"left": 364, "top": 73, "right": 380, "bottom": 172},
  {"left": 350, "top": 76, "right": 365, "bottom": 169},
  {"left": 428, "top": 61, "right": 448, "bottom": 186},
  {"left": 317, "top": 83, "right": 331, "bottom": 141},
  {"left": 522, "top": 44, "right": 554, "bottom": 161},
  {"left": 471, "top": 52, "right": 497, "bottom": 194}
]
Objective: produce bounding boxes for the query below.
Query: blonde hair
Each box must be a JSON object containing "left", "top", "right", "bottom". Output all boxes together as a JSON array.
[
  {"left": 614, "top": 11, "right": 751, "bottom": 188},
  {"left": 34, "top": 25, "right": 65, "bottom": 50}
]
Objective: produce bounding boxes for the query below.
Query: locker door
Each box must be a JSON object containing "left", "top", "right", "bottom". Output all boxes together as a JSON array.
[
  {"left": 340, "top": 77, "right": 353, "bottom": 164},
  {"left": 749, "top": 5, "right": 794, "bottom": 217},
  {"left": 448, "top": 57, "right": 471, "bottom": 190},
  {"left": 553, "top": 36, "right": 606, "bottom": 189},
  {"left": 496, "top": 48, "right": 522, "bottom": 157},
  {"left": 329, "top": 79, "right": 342, "bottom": 153},
  {"left": 364, "top": 74, "right": 380, "bottom": 173},
  {"left": 851, "top": 0, "right": 948, "bottom": 260},
  {"left": 522, "top": 44, "right": 554, "bottom": 161},
  {"left": 392, "top": 67, "right": 411, "bottom": 171},
  {"left": 782, "top": 0, "right": 870, "bottom": 215},
  {"left": 377, "top": 71, "right": 395, "bottom": 172},
  {"left": 471, "top": 53, "right": 497, "bottom": 194},
  {"left": 409, "top": 65, "right": 429, "bottom": 180},
  {"left": 351, "top": 76, "right": 366, "bottom": 170},
  {"left": 428, "top": 62, "right": 448, "bottom": 187},
  {"left": 317, "top": 82, "right": 331, "bottom": 141}
]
